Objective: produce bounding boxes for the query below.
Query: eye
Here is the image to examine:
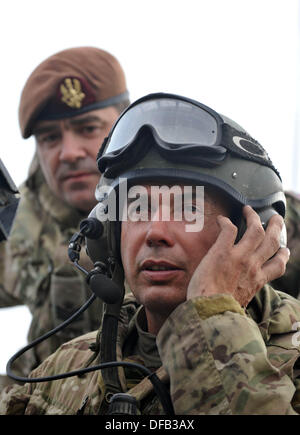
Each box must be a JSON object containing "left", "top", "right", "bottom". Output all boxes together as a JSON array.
[
  {"left": 82, "top": 125, "right": 97, "bottom": 133},
  {"left": 127, "top": 200, "right": 150, "bottom": 221},
  {"left": 183, "top": 203, "right": 204, "bottom": 220},
  {"left": 37, "top": 132, "right": 61, "bottom": 148},
  {"left": 127, "top": 202, "right": 140, "bottom": 216},
  {"left": 185, "top": 204, "right": 198, "bottom": 212},
  {"left": 78, "top": 123, "right": 103, "bottom": 137}
]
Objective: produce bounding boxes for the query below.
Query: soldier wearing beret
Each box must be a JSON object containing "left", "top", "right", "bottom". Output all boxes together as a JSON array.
[{"left": 0, "top": 47, "right": 130, "bottom": 388}]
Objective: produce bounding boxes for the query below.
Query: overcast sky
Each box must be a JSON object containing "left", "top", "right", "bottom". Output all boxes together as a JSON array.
[{"left": 1, "top": 0, "right": 299, "bottom": 373}]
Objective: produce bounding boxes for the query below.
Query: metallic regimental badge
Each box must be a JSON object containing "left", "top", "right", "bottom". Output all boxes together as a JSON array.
[{"left": 60, "top": 77, "right": 86, "bottom": 109}]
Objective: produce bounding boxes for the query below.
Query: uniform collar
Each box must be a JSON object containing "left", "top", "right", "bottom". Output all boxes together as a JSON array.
[{"left": 122, "top": 305, "right": 161, "bottom": 370}]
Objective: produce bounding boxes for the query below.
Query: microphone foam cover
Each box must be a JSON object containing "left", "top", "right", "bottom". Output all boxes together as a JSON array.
[{"left": 89, "top": 273, "right": 123, "bottom": 304}]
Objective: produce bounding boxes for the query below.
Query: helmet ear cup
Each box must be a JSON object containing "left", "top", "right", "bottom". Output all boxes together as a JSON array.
[
  {"left": 234, "top": 206, "right": 287, "bottom": 248},
  {"left": 234, "top": 214, "right": 246, "bottom": 244},
  {"left": 84, "top": 205, "right": 110, "bottom": 265}
]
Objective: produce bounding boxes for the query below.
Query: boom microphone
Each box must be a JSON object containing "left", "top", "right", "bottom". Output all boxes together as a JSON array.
[{"left": 88, "top": 272, "right": 123, "bottom": 304}]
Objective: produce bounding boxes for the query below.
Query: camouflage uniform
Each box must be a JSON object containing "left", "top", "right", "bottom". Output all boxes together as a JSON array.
[
  {"left": 1, "top": 284, "right": 300, "bottom": 415},
  {"left": 0, "top": 158, "right": 103, "bottom": 385},
  {"left": 0, "top": 47, "right": 129, "bottom": 390},
  {"left": 272, "top": 191, "right": 300, "bottom": 299}
]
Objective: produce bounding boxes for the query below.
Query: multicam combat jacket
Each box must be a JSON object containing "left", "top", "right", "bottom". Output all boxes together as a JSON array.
[
  {"left": 0, "top": 158, "right": 103, "bottom": 381},
  {"left": 1, "top": 285, "right": 300, "bottom": 415}
]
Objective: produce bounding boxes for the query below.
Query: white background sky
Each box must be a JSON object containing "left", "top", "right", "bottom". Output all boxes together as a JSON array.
[{"left": 1, "top": 0, "right": 299, "bottom": 374}]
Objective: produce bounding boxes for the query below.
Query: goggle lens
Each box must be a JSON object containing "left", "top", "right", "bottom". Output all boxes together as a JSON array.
[{"left": 104, "top": 98, "right": 219, "bottom": 155}]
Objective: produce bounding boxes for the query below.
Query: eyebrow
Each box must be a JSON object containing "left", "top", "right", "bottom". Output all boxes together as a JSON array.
[
  {"left": 68, "top": 115, "right": 104, "bottom": 126},
  {"left": 33, "top": 124, "right": 60, "bottom": 136},
  {"left": 33, "top": 115, "right": 104, "bottom": 136}
]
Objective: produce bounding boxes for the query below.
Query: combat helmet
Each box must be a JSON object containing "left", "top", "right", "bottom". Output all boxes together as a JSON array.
[{"left": 84, "top": 92, "right": 286, "bottom": 297}]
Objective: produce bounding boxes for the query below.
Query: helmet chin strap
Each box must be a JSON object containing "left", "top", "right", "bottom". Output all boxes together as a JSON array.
[
  {"left": 99, "top": 262, "right": 126, "bottom": 397},
  {"left": 97, "top": 218, "right": 127, "bottom": 397}
]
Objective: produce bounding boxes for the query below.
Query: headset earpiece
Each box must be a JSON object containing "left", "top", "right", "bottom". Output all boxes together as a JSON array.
[{"left": 234, "top": 206, "right": 287, "bottom": 248}]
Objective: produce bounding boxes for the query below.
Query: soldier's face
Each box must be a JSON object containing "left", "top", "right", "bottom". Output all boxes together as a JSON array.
[
  {"left": 120, "top": 185, "right": 230, "bottom": 334},
  {"left": 34, "top": 107, "right": 119, "bottom": 212}
]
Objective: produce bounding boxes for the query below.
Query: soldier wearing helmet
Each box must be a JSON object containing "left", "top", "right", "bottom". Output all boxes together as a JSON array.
[
  {"left": 2, "top": 93, "right": 300, "bottom": 415},
  {"left": 0, "top": 47, "right": 130, "bottom": 388}
]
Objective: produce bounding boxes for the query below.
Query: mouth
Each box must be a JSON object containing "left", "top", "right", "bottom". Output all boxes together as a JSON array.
[
  {"left": 140, "top": 260, "right": 183, "bottom": 282},
  {"left": 142, "top": 260, "right": 179, "bottom": 271},
  {"left": 61, "top": 171, "right": 96, "bottom": 182}
]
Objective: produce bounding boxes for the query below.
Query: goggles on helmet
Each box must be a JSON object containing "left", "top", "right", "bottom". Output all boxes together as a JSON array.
[
  {"left": 98, "top": 93, "right": 228, "bottom": 173},
  {"left": 96, "top": 92, "right": 283, "bottom": 214}
]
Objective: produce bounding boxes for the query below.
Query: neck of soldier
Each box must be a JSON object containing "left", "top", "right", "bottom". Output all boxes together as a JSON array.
[{"left": 145, "top": 306, "right": 175, "bottom": 335}]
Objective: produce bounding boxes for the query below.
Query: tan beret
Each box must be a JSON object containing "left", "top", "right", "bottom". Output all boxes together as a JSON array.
[{"left": 19, "top": 46, "right": 129, "bottom": 138}]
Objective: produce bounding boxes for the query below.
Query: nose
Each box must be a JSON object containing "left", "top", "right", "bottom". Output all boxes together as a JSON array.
[
  {"left": 146, "top": 207, "right": 175, "bottom": 248},
  {"left": 59, "top": 131, "right": 87, "bottom": 163}
]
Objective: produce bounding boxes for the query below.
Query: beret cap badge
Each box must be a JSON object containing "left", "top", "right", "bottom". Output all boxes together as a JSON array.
[{"left": 60, "top": 77, "right": 86, "bottom": 109}]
